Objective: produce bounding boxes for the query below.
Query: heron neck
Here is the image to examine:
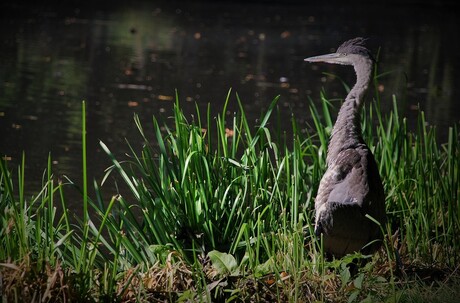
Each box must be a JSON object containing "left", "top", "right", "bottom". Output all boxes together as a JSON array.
[{"left": 327, "top": 58, "right": 373, "bottom": 164}]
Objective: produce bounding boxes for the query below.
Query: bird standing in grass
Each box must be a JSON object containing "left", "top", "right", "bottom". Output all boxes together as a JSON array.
[{"left": 304, "top": 38, "right": 387, "bottom": 257}]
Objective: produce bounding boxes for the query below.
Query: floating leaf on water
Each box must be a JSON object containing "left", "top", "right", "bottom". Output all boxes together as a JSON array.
[
  {"left": 225, "top": 128, "right": 234, "bottom": 137},
  {"left": 158, "top": 95, "right": 174, "bottom": 101}
]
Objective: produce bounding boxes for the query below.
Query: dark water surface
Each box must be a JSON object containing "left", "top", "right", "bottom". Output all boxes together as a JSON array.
[{"left": 1, "top": 1, "right": 459, "bottom": 201}]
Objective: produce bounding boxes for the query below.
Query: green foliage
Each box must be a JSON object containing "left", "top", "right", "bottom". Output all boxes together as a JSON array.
[
  {"left": 0, "top": 152, "right": 79, "bottom": 268},
  {"left": 98, "top": 90, "right": 317, "bottom": 266},
  {"left": 208, "top": 250, "right": 239, "bottom": 276},
  {"left": 1, "top": 88, "right": 459, "bottom": 301},
  {"left": 368, "top": 97, "right": 460, "bottom": 265}
]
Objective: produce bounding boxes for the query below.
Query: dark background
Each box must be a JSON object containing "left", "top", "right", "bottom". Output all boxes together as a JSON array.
[{"left": 1, "top": 0, "right": 459, "bottom": 201}]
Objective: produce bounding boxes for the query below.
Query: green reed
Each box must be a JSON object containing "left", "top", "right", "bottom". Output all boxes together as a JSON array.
[
  {"left": 365, "top": 97, "right": 460, "bottom": 265},
  {"left": 0, "top": 89, "right": 459, "bottom": 301}
]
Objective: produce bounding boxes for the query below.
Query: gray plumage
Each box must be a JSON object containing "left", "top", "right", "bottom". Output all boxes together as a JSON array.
[{"left": 305, "top": 38, "right": 386, "bottom": 257}]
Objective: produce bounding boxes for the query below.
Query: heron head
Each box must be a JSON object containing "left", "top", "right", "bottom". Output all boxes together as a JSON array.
[{"left": 304, "top": 37, "right": 374, "bottom": 66}]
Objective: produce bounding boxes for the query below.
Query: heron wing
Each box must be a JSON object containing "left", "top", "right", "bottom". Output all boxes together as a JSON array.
[
  {"left": 315, "top": 146, "right": 386, "bottom": 256},
  {"left": 326, "top": 147, "right": 369, "bottom": 207}
]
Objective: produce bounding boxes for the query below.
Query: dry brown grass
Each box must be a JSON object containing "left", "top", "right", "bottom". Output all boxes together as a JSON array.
[
  {"left": 1, "top": 249, "right": 459, "bottom": 303},
  {"left": 1, "top": 257, "right": 70, "bottom": 302}
]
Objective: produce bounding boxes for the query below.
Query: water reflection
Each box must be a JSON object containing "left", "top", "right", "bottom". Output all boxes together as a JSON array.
[{"left": 1, "top": 1, "right": 459, "bottom": 200}]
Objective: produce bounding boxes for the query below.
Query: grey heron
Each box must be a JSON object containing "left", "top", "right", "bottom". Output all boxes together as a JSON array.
[{"left": 305, "top": 37, "right": 387, "bottom": 257}]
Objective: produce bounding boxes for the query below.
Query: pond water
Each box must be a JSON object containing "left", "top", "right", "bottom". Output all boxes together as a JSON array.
[{"left": 1, "top": 1, "right": 459, "bottom": 201}]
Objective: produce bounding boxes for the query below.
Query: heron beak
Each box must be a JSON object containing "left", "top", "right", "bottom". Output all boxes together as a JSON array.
[{"left": 304, "top": 53, "right": 344, "bottom": 64}]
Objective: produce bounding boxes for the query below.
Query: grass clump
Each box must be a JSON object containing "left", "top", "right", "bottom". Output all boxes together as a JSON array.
[
  {"left": 100, "top": 91, "right": 315, "bottom": 259},
  {"left": 1, "top": 86, "right": 459, "bottom": 302}
]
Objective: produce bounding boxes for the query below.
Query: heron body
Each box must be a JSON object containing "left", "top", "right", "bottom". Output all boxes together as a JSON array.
[{"left": 305, "top": 38, "right": 386, "bottom": 257}]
